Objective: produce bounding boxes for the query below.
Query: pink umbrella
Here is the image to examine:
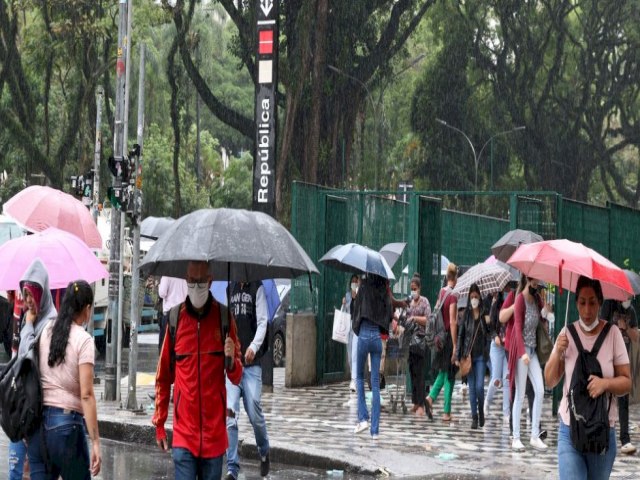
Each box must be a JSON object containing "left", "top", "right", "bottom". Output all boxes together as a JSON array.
[
  {"left": 506, "top": 239, "right": 632, "bottom": 300},
  {"left": 0, "top": 228, "right": 109, "bottom": 290},
  {"left": 2, "top": 186, "right": 102, "bottom": 249}
]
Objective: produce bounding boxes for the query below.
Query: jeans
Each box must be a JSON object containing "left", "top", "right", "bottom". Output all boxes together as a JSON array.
[
  {"left": 558, "top": 422, "right": 616, "bottom": 480},
  {"left": 512, "top": 346, "right": 543, "bottom": 440},
  {"left": 348, "top": 329, "right": 358, "bottom": 382},
  {"left": 27, "top": 406, "right": 90, "bottom": 480},
  {"left": 226, "top": 365, "right": 270, "bottom": 478},
  {"left": 173, "top": 448, "right": 223, "bottom": 480},
  {"left": 485, "top": 342, "right": 510, "bottom": 417},
  {"left": 408, "top": 352, "right": 425, "bottom": 407},
  {"left": 429, "top": 370, "right": 454, "bottom": 414},
  {"left": 619, "top": 394, "right": 630, "bottom": 445},
  {"left": 356, "top": 320, "right": 382, "bottom": 435},
  {"left": 468, "top": 356, "right": 485, "bottom": 417},
  {"left": 8, "top": 439, "right": 27, "bottom": 480}
]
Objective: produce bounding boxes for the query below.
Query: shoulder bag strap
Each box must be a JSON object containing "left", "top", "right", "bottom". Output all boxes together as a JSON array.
[
  {"left": 465, "top": 318, "right": 482, "bottom": 357},
  {"left": 566, "top": 323, "right": 585, "bottom": 353},
  {"left": 591, "top": 322, "right": 612, "bottom": 356}
]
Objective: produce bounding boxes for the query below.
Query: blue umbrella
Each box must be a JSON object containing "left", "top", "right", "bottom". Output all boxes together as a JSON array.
[
  {"left": 319, "top": 243, "right": 395, "bottom": 280},
  {"left": 210, "top": 279, "right": 281, "bottom": 323}
]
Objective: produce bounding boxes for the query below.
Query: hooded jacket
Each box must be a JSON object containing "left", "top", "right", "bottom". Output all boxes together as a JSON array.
[{"left": 18, "top": 258, "right": 57, "bottom": 357}]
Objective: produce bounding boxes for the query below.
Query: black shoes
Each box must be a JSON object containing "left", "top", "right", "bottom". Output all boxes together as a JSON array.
[
  {"left": 471, "top": 415, "right": 478, "bottom": 430},
  {"left": 478, "top": 407, "right": 485, "bottom": 428},
  {"left": 260, "top": 454, "right": 270, "bottom": 477},
  {"left": 224, "top": 474, "right": 236, "bottom": 480}
]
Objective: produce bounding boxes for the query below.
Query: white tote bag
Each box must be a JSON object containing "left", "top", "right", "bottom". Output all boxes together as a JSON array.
[{"left": 332, "top": 307, "right": 351, "bottom": 344}]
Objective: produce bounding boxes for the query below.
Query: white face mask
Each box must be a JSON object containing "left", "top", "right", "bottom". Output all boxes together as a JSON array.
[
  {"left": 412, "top": 290, "right": 420, "bottom": 300},
  {"left": 578, "top": 316, "right": 599, "bottom": 332},
  {"left": 622, "top": 300, "right": 631, "bottom": 309},
  {"left": 351, "top": 283, "right": 358, "bottom": 292},
  {"left": 470, "top": 298, "right": 480, "bottom": 309},
  {"left": 188, "top": 284, "right": 210, "bottom": 309}
]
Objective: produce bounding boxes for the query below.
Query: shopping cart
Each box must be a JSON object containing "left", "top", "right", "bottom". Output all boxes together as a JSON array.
[{"left": 387, "top": 311, "right": 411, "bottom": 414}]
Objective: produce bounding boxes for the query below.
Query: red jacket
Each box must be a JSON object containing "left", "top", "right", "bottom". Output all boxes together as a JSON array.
[{"left": 153, "top": 298, "right": 243, "bottom": 458}]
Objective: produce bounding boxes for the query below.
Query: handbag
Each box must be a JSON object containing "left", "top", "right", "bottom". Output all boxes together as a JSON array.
[
  {"left": 536, "top": 320, "right": 553, "bottom": 364},
  {"left": 409, "top": 329, "right": 426, "bottom": 357},
  {"left": 459, "top": 321, "right": 481, "bottom": 377},
  {"left": 332, "top": 307, "right": 350, "bottom": 344}
]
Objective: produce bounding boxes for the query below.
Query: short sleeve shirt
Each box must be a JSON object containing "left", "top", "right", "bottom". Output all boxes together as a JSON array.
[
  {"left": 407, "top": 296, "right": 432, "bottom": 334},
  {"left": 39, "top": 323, "right": 95, "bottom": 413},
  {"left": 558, "top": 321, "right": 629, "bottom": 427},
  {"left": 438, "top": 288, "right": 458, "bottom": 332}
]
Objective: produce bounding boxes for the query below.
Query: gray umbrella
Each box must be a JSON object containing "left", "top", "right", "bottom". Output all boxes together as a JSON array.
[
  {"left": 379, "top": 242, "right": 407, "bottom": 269},
  {"left": 140, "top": 216, "right": 175, "bottom": 240},
  {"left": 139, "top": 208, "right": 319, "bottom": 281},
  {"left": 491, "top": 229, "right": 543, "bottom": 263},
  {"left": 623, "top": 269, "right": 640, "bottom": 296},
  {"left": 320, "top": 243, "right": 395, "bottom": 280}
]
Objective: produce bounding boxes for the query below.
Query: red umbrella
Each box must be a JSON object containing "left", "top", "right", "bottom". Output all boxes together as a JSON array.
[
  {"left": 2, "top": 186, "right": 102, "bottom": 250},
  {"left": 507, "top": 239, "right": 632, "bottom": 301}
]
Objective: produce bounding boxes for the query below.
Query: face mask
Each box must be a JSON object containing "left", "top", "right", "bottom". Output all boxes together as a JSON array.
[
  {"left": 188, "top": 284, "right": 209, "bottom": 309},
  {"left": 470, "top": 298, "right": 480, "bottom": 309},
  {"left": 412, "top": 290, "right": 420, "bottom": 300},
  {"left": 622, "top": 300, "right": 631, "bottom": 309},
  {"left": 351, "top": 283, "right": 358, "bottom": 292},
  {"left": 578, "top": 316, "right": 599, "bottom": 332},
  {"left": 528, "top": 286, "right": 537, "bottom": 297}
]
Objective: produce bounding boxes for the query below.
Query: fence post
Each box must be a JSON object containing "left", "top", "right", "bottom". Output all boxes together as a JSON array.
[{"left": 509, "top": 194, "right": 518, "bottom": 230}]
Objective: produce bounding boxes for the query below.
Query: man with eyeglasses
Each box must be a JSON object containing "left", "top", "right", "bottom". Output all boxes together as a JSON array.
[{"left": 153, "top": 261, "right": 243, "bottom": 480}]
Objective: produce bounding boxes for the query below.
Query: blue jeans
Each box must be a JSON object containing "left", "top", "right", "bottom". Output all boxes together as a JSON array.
[
  {"left": 226, "top": 364, "right": 270, "bottom": 478},
  {"left": 356, "top": 320, "right": 382, "bottom": 435},
  {"left": 485, "top": 341, "right": 510, "bottom": 417},
  {"left": 172, "top": 448, "right": 223, "bottom": 480},
  {"left": 27, "top": 406, "right": 90, "bottom": 480},
  {"left": 513, "top": 346, "right": 544, "bottom": 440},
  {"left": 8, "top": 439, "right": 27, "bottom": 480},
  {"left": 348, "top": 329, "right": 358, "bottom": 382},
  {"left": 467, "top": 356, "right": 485, "bottom": 417},
  {"left": 558, "top": 422, "right": 616, "bottom": 480}
]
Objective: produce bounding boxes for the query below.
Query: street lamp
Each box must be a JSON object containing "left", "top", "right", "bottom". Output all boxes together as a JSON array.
[{"left": 436, "top": 119, "right": 525, "bottom": 193}]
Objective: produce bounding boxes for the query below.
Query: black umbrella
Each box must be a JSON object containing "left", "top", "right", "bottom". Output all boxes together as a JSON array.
[
  {"left": 491, "top": 229, "right": 543, "bottom": 263},
  {"left": 140, "top": 216, "right": 175, "bottom": 240}
]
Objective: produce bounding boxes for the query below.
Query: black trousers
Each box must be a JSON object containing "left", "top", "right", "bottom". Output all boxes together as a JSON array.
[
  {"left": 619, "top": 394, "right": 630, "bottom": 445},
  {"left": 158, "top": 311, "right": 170, "bottom": 354},
  {"left": 409, "top": 352, "right": 426, "bottom": 407}
]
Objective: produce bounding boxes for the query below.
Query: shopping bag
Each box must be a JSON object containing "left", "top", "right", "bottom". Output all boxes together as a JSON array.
[{"left": 332, "top": 308, "right": 350, "bottom": 344}]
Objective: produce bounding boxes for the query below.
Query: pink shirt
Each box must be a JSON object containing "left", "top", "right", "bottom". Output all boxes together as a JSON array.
[
  {"left": 39, "top": 323, "right": 95, "bottom": 414},
  {"left": 558, "top": 321, "right": 629, "bottom": 427}
]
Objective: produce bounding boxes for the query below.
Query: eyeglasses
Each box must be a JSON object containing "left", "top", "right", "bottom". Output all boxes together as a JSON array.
[{"left": 187, "top": 282, "right": 208, "bottom": 289}]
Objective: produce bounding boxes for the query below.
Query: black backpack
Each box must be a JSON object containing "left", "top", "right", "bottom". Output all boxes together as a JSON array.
[
  {"left": 567, "top": 322, "right": 612, "bottom": 455},
  {"left": 425, "top": 288, "right": 452, "bottom": 352},
  {"left": 0, "top": 332, "right": 44, "bottom": 442}
]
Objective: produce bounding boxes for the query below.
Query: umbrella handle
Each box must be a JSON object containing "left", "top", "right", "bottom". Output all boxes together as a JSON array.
[{"left": 223, "top": 326, "right": 233, "bottom": 370}]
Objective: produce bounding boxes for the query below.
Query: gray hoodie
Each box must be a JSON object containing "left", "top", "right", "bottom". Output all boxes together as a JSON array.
[{"left": 18, "top": 258, "right": 57, "bottom": 357}]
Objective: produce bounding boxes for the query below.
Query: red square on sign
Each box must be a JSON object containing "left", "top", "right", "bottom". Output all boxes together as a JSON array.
[{"left": 259, "top": 29, "right": 274, "bottom": 55}]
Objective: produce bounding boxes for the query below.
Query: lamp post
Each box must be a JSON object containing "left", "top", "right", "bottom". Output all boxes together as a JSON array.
[{"left": 436, "top": 119, "right": 525, "bottom": 194}]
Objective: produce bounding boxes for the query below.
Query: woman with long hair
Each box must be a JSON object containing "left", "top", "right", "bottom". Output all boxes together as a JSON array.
[{"left": 27, "top": 280, "right": 101, "bottom": 479}]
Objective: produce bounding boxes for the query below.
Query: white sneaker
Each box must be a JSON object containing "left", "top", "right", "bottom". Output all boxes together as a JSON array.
[
  {"left": 483, "top": 403, "right": 489, "bottom": 417},
  {"left": 512, "top": 438, "right": 525, "bottom": 451},
  {"left": 621, "top": 442, "right": 637, "bottom": 455},
  {"left": 349, "top": 380, "right": 356, "bottom": 392},
  {"left": 371, "top": 434, "right": 379, "bottom": 440},
  {"left": 503, "top": 414, "right": 510, "bottom": 426},
  {"left": 354, "top": 421, "right": 369, "bottom": 434},
  {"left": 530, "top": 437, "right": 548, "bottom": 451}
]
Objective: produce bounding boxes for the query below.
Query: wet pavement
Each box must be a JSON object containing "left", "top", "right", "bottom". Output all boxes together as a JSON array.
[{"left": 2, "top": 333, "right": 640, "bottom": 478}]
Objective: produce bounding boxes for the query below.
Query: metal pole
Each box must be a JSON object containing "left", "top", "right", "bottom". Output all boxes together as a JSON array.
[
  {"left": 127, "top": 44, "right": 145, "bottom": 411},
  {"left": 105, "top": 0, "right": 128, "bottom": 402}
]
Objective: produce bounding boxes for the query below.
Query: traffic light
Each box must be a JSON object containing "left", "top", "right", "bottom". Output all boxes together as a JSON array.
[
  {"left": 107, "top": 156, "right": 129, "bottom": 182},
  {"left": 107, "top": 185, "right": 123, "bottom": 210}
]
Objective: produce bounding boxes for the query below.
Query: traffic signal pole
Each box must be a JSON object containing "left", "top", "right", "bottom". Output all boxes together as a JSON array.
[{"left": 105, "top": 0, "right": 129, "bottom": 402}]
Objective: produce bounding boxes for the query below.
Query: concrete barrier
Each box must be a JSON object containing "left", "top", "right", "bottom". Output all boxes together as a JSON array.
[{"left": 285, "top": 312, "right": 316, "bottom": 387}]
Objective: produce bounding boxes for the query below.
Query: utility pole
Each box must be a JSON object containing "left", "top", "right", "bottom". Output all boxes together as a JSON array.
[
  {"left": 127, "top": 44, "right": 145, "bottom": 411},
  {"left": 105, "top": 0, "right": 129, "bottom": 402}
]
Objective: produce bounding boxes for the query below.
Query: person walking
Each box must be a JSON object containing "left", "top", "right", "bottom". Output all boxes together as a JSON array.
[
  {"left": 343, "top": 274, "right": 360, "bottom": 392},
  {"left": 456, "top": 283, "right": 490, "bottom": 429},
  {"left": 426, "top": 263, "right": 458, "bottom": 422},
  {"left": 7, "top": 259, "right": 57, "bottom": 480},
  {"left": 405, "top": 273, "right": 431, "bottom": 416},
  {"left": 545, "top": 276, "right": 631, "bottom": 479},
  {"left": 508, "top": 276, "right": 548, "bottom": 451},
  {"left": 157, "top": 276, "right": 188, "bottom": 353},
  {"left": 352, "top": 273, "right": 393, "bottom": 438},
  {"left": 600, "top": 297, "right": 639, "bottom": 454},
  {"left": 26, "top": 280, "right": 101, "bottom": 479},
  {"left": 225, "top": 281, "right": 270, "bottom": 480},
  {"left": 153, "top": 261, "right": 243, "bottom": 480}
]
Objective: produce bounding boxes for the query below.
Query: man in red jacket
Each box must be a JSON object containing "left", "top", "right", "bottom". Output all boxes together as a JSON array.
[{"left": 153, "top": 261, "right": 243, "bottom": 480}]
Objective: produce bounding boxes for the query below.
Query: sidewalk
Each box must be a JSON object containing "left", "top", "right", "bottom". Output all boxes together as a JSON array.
[{"left": 95, "top": 363, "right": 640, "bottom": 478}]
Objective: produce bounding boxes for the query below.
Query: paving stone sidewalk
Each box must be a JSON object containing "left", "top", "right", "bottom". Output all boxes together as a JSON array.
[{"left": 95, "top": 367, "right": 640, "bottom": 479}]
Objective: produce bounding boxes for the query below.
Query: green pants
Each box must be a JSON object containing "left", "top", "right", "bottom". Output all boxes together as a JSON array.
[{"left": 428, "top": 370, "right": 454, "bottom": 414}]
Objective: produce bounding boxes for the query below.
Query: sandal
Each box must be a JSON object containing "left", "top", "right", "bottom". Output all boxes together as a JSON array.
[
  {"left": 442, "top": 414, "right": 452, "bottom": 422},
  {"left": 424, "top": 398, "right": 433, "bottom": 421}
]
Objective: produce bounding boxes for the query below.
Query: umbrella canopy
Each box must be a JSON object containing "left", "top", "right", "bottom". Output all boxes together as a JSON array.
[
  {"left": 453, "top": 263, "right": 512, "bottom": 298},
  {"left": 507, "top": 239, "right": 632, "bottom": 301},
  {"left": 140, "top": 216, "right": 175, "bottom": 240},
  {"left": 210, "top": 279, "right": 281, "bottom": 322},
  {"left": 440, "top": 255, "right": 450, "bottom": 276},
  {"left": 139, "top": 208, "right": 319, "bottom": 280},
  {"left": 2, "top": 186, "right": 102, "bottom": 250},
  {"left": 484, "top": 255, "right": 521, "bottom": 282},
  {"left": 623, "top": 269, "right": 640, "bottom": 296},
  {"left": 319, "top": 243, "right": 395, "bottom": 280},
  {"left": 0, "top": 227, "right": 109, "bottom": 290},
  {"left": 379, "top": 242, "right": 406, "bottom": 269},
  {"left": 491, "top": 229, "right": 543, "bottom": 263}
]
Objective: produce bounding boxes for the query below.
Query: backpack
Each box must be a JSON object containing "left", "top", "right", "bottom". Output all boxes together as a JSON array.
[
  {"left": 566, "top": 322, "right": 612, "bottom": 455},
  {"left": 425, "top": 288, "right": 452, "bottom": 352},
  {"left": 0, "top": 332, "right": 43, "bottom": 442}
]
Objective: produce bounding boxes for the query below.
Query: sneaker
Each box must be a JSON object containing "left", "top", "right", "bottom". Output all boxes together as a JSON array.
[
  {"left": 371, "top": 434, "right": 379, "bottom": 440},
  {"left": 530, "top": 437, "right": 548, "bottom": 451},
  {"left": 354, "top": 421, "right": 369, "bottom": 434},
  {"left": 621, "top": 442, "right": 637, "bottom": 455},
  {"left": 260, "top": 454, "right": 270, "bottom": 477},
  {"left": 224, "top": 473, "right": 236, "bottom": 480},
  {"left": 512, "top": 438, "right": 525, "bottom": 451},
  {"left": 538, "top": 430, "right": 548, "bottom": 442},
  {"left": 349, "top": 380, "right": 356, "bottom": 392}
]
